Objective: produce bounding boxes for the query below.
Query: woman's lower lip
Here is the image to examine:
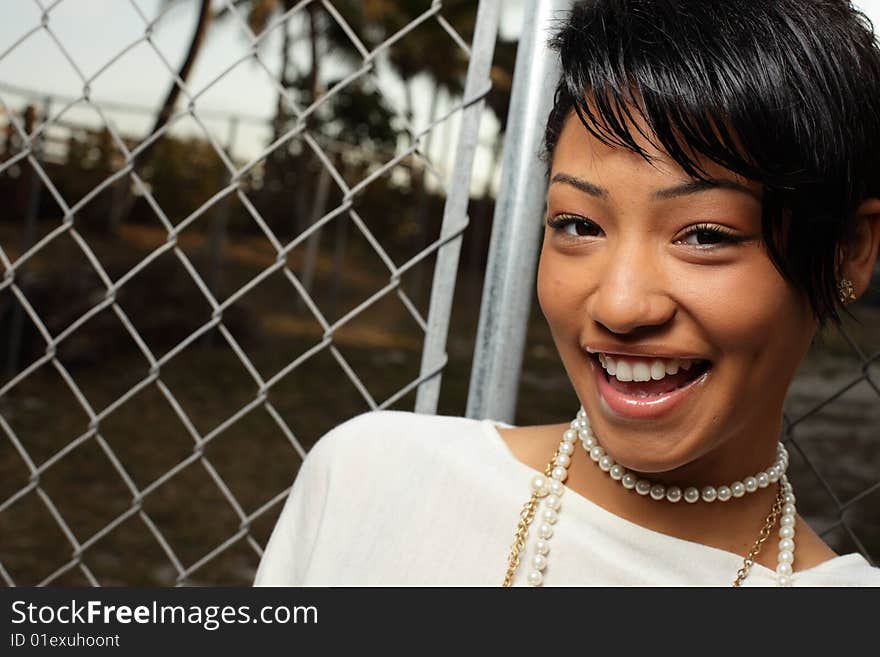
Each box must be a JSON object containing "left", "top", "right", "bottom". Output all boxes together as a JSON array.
[{"left": 592, "top": 356, "right": 711, "bottom": 420}]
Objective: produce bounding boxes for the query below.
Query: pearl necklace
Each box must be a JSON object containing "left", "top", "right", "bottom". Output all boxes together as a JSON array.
[{"left": 503, "top": 407, "right": 798, "bottom": 587}]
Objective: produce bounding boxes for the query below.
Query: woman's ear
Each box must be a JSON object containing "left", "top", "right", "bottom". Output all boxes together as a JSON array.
[{"left": 839, "top": 198, "right": 880, "bottom": 299}]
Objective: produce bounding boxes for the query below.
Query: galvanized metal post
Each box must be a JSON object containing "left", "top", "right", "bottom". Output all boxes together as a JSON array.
[
  {"left": 414, "top": 0, "right": 502, "bottom": 414},
  {"left": 465, "top": 0, "right": 569, "bottom": 423}
]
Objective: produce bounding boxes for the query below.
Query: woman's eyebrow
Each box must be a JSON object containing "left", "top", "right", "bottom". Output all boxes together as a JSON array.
[
  {"left": 550, "top": 173, "right": 608, "bottom": 199},
  {"left": 651, "top": 178, "right": 761, "bottom": 201},
  {"left": 550, "top": 172, "right": 760, "bottom": 202}
]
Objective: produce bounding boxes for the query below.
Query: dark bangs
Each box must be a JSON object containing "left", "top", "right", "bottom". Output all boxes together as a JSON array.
[{"left": 543, "top": 0, "right": 880, "bottom": 329}]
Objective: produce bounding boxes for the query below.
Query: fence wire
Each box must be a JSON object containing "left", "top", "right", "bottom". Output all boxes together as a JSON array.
[{"left": 0, "top": 0, "right": 499, "bottom": 586}]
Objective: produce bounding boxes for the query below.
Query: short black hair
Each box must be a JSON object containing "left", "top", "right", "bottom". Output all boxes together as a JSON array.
[{"left": 543, "top": 0, "right": 880, "bottom": 329}]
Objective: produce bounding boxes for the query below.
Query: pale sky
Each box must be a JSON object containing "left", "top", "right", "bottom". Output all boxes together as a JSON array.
[
  {"left": 1, "top": 0, "right": 878, "bottom": 193},
  {"left": 0, "top": 0, "right": 525, "bottom": 192}
]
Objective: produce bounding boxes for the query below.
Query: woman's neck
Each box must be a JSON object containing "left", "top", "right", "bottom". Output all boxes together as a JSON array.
[{"left": 497, "top": 421, "right": 835, "bottom": 572}]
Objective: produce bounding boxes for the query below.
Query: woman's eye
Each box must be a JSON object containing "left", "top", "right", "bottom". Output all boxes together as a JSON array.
[
  {"left": 547, "top": 215, "right": 602, "bottom": 238},
  {"left": 676, "top": 224, "right": 743, "bottom": 249}
]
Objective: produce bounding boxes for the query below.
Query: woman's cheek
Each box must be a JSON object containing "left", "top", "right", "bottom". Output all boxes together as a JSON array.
[
  {"left": 689, "top": 262, "right": 796, "bottom": 346},
  {"left": 537, "top": 251, "right": 581, "bottom": 332}
]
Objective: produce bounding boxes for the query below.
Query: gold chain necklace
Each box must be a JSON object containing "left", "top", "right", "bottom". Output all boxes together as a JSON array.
[{"left": 503, "top": 447, "right": 787, "bottom": 587}]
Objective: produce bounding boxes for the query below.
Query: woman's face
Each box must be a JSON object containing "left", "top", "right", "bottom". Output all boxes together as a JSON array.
[{"left": 537, "top": 112, "right": 819, "bottom": 481}]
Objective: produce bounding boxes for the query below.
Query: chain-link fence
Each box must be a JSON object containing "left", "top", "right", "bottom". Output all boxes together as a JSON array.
[
  {"left": 1, "top": 0, "right": 878, "bottom": 587},
  {"left": 0, "top": 0, "right": 504, "bottom": 586}
]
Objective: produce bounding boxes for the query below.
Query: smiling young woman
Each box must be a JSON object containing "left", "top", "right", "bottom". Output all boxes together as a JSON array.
[{"left": 254, "top": 0, "right": 880, "bottom": 586}]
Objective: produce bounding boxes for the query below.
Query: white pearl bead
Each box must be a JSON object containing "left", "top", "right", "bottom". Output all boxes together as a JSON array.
[
  {"left": 767, "top": 466, "right": 780, "bottom": 483},
  {"left": 577, "top": 418, "right": 589, "bottom": 430},
  {"left": 581, "top": 437, "right": 596, "bottom": 449},
  {"left": 778, "top": 538, "right": 795, "bottom": 552},
  {"left": 532, "top": 554, "right": 548, "bottom": 571},
  {"left": 650, "top": 484, "right": 666, "bottom": 501},
  {"left": 555, "top": 454, "right": 571, "bottom": 468},
  {"left": 777, "top": 575, "right": 792, "bottom": 587},
  {"left": 756, "top": 472, "right": 769, "bottom": 488},
  {"left": 609, "top": 464, "right": 625, "bottom": 480},
  {"left": 563, "top": 429, "right": 577, "bottom": 443},
  {"left": 538, "top": 523, "right": 553, "bottom": 539},
  {"left": 775, "top": 562, "right": 793, "bottom": 576},
  {"left": 589, "top": 446, "right": 605, "bottom": 462},
  {"left": 559, "top": 441, "right": 574, "bottom": 455},
  {"left": 744, "top": 476, "right": 758, "bottom": 493},
  {"left": 784, "top": 493, "right": 796, "bottom": 505},
  {"left": 551, "top": 466, "right": 567, "bottom": 481},
  {"left": 701, "top": 486, "right": 717, "bottom": 502},
  {"left": 782, "top": 504, "right": 796, "bottom": 517},
  {"left": 666, "top": 486, "right": 682, "bottom": 503},
  {"left": 622, "top": 473, "right": 636, "bottom": 489},
  {"left": 530, "top": 475, "right": 549, "bottom": 496},
  {"left": 542, "top": 508, "right": 558, "bottom": 524},
  {"left": 535, "top": 539, "right": 550, "bottom": 555},
  {"left": 717, "top": 485, "right": 732, "bottom": 502},
  {"left": 570, "top": 419, "right": 579, "bottom": 429},
  {"left": 544, "top": 495, "right": 561, "bottom": 510},
  {"left": 528, "top": 570, "right": 543, "bottom": 586},
  {"left": 635, "top": 479, "right": 651, "bottom": 496},
  {"left": 577, "top": 407, "right": 587, "bottom": 419},
  {"left": 779, "top": 525, "right": 795, "bottom": 539},
  {"left": 578, "top": 427, "right": 593, "bottom": 440},
  {"left": 684, "top": 487, "right": 700, "bottom": 503},
  {"left": 549, "top": 480, "right": 564, "bottom": 497},
  {"left": 780, "top": 514, "right": 795, "bottom": 527},
  {"left": 599, "top": 455, "right": 614, "bottom": 472},
  {"left": 731, "top": 481, "right": 745, "bottom": 498},
  {"left": 777, "top": 549, "right": 794, "bottom": 564}
]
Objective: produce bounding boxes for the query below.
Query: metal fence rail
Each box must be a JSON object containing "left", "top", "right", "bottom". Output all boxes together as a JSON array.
[{"left": 0, "top": 0, "right": 500, "bottom": 586}]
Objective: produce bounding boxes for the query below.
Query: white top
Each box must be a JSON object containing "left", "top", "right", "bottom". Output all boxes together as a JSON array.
[{"left": 253, "top": 410, "right": 880, "bottom": 586}]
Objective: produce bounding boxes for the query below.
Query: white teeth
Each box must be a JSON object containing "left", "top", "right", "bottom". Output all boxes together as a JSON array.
[
  {"left": 632, "top": 362, "right": 651, "bottom": 382},
  {"left": 615, "top": 361, "right": 633, "bottom": 381},
  {"left": 596, "top": 353, "right": 706, "bottom": 382},
  {"left": 650, "top": 360, "right": 666, "bottom": 380}
]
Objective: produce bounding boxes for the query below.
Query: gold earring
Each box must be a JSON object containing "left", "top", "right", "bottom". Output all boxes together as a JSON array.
[{"left": 837, "top": 277, "right": 856, "bottom": 304}]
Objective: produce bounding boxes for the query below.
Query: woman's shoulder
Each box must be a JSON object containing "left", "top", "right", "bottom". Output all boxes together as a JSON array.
[
  {"left": 798, "top": 552, "right": 880, "bottom": 586},
  {"left": 308, "top": 410, "right": 498, "bottom": 469}
]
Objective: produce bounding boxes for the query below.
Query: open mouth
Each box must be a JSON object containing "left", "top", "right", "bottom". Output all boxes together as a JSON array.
[{"left": 590, "top": 353, "right": 712, "bottom": 399}]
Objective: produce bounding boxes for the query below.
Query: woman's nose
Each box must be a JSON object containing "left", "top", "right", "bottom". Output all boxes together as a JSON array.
[{"left": 586, "top": 244, "right": 676, "bottom": 335}]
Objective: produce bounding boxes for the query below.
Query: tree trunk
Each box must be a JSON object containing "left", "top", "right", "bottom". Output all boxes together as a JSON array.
[
  {"left": 293, "top": 4, "right": 322, "bottom": 238},
  {"left": 297, "top": 164, "right": 332, "bottom": 312},
  {"left": 145, "top": 0, "right": 212, "bottom": 162},
  {"left": 109, "top": 0, "right": 212, "bottom": 232}
]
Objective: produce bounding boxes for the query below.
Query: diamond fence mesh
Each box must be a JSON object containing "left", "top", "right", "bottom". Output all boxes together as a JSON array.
[
  {"left": 0, "top": 0, "right": 878, "bottom": 588},
  {"left": 0, "top": 0, "right": 503, "bottom": 586}
]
